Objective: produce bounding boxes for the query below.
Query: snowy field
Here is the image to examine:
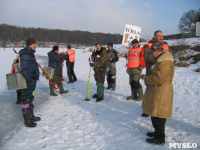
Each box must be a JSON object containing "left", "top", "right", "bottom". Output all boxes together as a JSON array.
[{"left": 0, "top": 42, "right": 200, "bottom": 150}]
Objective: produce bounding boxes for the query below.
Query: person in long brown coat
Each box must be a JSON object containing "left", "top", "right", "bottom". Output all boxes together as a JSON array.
[
  {"left": 141, "top": 42, "right": 174, "bottom": 145},
  {"left": 141, "top": 30, "right": 174, "bottom": 118}
]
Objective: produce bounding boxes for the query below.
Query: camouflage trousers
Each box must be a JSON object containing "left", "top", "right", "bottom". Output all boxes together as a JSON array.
[
  {"left": 50, "top": 74, "right": 62, "bottom": 87},
  {"left": 94, "top": 67, "right": 106, "bottom": 84}
]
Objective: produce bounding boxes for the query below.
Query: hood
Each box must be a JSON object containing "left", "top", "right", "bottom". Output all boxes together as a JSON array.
[{"left": 157, "top": 52, "right": 174, "bottom": 63}]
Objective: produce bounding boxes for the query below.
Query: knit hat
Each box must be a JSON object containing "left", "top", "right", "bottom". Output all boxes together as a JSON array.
[
  {"left": 131, "top": 39, "right": 139, "bottom": 44},
  {"left": 26, "top": 39, "right": 37, "bottom": 46},
  {"left": 107, "top": 43, "right": 113, "bottom": 47},
  {"left": 53, "top": 46, "right": 59, "bottom": 51}
]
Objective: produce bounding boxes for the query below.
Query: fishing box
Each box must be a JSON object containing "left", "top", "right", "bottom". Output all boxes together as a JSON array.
[
  {"left": 42, "top": 67, "right": 55, "bottom": 79},
  {"left": 6, "top": 73, "right": 27, "bottom": 90}
]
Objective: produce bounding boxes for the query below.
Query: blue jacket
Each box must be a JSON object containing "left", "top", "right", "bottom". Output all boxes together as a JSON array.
[
  {"left": 19, "top": 47, "right": 40, "bottom": 83},
  {"left": 48, "top": 51, "right": 64, "bottom": 75}
]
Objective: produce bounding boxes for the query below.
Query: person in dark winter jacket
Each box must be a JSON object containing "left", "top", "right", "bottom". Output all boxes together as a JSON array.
[
  {"left": 48, "top": 46, "right": 69, "bottom": 96},
  {"left": 91, "top": 43, "right": 108, "bottom": 102},
  {"left": 106, "top": 43, "right": 118, "bottom": 91},
  {"left": 19, "top": 38, "right": 40, "bottom": 128}
]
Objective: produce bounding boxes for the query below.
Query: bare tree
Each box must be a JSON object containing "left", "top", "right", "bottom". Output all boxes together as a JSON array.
[{"left": 179, "top": 9, "right": 200, "bottom": 33}]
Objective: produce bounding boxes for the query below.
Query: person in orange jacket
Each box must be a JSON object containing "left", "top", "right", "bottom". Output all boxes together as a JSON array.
[
  {"left": 66, "top": 45, "right": 77, "bottom": 84},
  {"left": 126, "top": 39, "right": 144, "bottom": 101}
]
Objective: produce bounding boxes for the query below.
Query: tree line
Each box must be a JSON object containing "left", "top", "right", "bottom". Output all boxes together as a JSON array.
[{"left": 0, "top": 24, "right": 123, "bottom": 47}]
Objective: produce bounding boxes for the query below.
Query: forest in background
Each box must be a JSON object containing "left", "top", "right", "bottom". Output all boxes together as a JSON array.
[{"left": 0, "top": 24, "right": 124, "bottom": 47}]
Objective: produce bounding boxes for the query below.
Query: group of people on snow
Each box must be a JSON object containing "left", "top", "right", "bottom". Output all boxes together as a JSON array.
[{"left": 14, "top": 29, "right": 174, "bottom": 145}]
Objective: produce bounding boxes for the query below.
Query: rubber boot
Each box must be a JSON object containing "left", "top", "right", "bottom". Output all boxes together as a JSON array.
[
  {"left": 142, "top": 113, "right": 149, "bottom": 117},
  {"left": 136, "top": 88, "right": 143, "bottom": 101},
  {"left": 30, "top": 104, "right": 41, "bottom": 122},
  {"left": 92, "top": 94, "right": 98, "bottom": 98},
  {"left": 50, "top": 85, "right": 58, "bottom": 96},
  {"left": 127, "top": 88, "right": 137, "bottom": 100},
  {"left": 96, "top": 83, "right": 104, "bottom": 102},
  {"left": 22, "top": 109, "right": 37, "bottom": 127},
  {"left": 16, "top": 89, "right": 22, "bottom": 104},
  {"left": 59, "top": 85, "right": 69, "bottom": 94}
]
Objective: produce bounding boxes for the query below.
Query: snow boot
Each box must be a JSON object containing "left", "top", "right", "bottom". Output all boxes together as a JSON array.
[
  {"left": 135, "top": 88, "right": 143, "bottom": 101},
  {"left": 22, "top": 109, "right": 37, "bottom": 127},
  {"left": 16, "top": 89, "right": 22, "bottom": 104},
  {"left": 59, "top": 85, "right": 69, "bottom": 94},
  {"left": 146, "top": 132, "right": 155, "bottom": 137},
  {"left": 142, "top": 113, "right": 149, "bottom": 117},
  {"left": 67, "top": 81, "right": 73, "bottom": 84},
  {"left": 96, "top": 97, "right": 104, "bottom": 102},
  {"left": 106, "top": 87, "right": 111, "bottom": 90},
  {"left": 127, "top": 88, "right": 137, "bottom": 100},
  {"left": 50, "top": 86, "right": 58, "bottom": 96},
  {"left": 29, "top": 104, "right": 41, "bottom": 122},
  {"left": 73, "top": 76, "right": 77, "bottom": 82},
  {"left": 92, "top": 94, "right": 98, "bottom": 98},
  {"left": 146, "top": 137, "right": 165, "bottom": 145}
]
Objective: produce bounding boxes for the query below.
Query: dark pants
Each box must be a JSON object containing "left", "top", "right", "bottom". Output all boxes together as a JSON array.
[
  {"left": 107, "top": 74, "right": 116, "bottom": 88},
  {"left": 66, "top": 62, "right": 77, "bottom": 82},
  {"left": 21, "top": 80, "right": 37, "bottom": 104},
  {"left": 151, "top": 117, "right": 166, "bottom": 139}
]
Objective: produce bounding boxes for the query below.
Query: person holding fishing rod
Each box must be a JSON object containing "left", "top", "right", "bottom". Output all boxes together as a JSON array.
[{"left": 19, "top": 39, "right": 40, "bottom": 128}]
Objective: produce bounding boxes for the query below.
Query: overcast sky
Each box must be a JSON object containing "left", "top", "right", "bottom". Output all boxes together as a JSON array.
[{"left": 0, "top": 0, "right": 199, "bottom": 39}]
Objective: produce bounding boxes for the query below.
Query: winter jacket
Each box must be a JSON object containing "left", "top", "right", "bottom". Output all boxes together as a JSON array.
[
  {"left": 19, "top": 47, "right": 40, "bottom": 83},
  {"left": 127, "top": 47, "right": 142, "bottom": 69},
  {"left": 142, "top": 52, "right": 174, "bottom": 118},
  {"left": 66, "top": 49, "right": 75, "bottom": 62},
  {"left": 106, "top": 49, "right": 118, "bottom": 75},
  {"left": 92, "top": 47, "right": 108, "bottom": 83},
  {"left": 144, "top": 38, "right": 174, "bottom": 75},
  {"left": 48, "top": 50, "right": 64, "bottom": 75}
]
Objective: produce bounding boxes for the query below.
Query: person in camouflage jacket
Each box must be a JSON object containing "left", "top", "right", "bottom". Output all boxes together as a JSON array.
[{"left": 91, "top": 43, "right": 108, "bottom": 102}]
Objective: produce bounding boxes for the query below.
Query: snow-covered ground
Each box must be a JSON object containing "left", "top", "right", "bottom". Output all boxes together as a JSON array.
[{"left": 0, "top": 43, "right": 200, "bottom": 150}]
